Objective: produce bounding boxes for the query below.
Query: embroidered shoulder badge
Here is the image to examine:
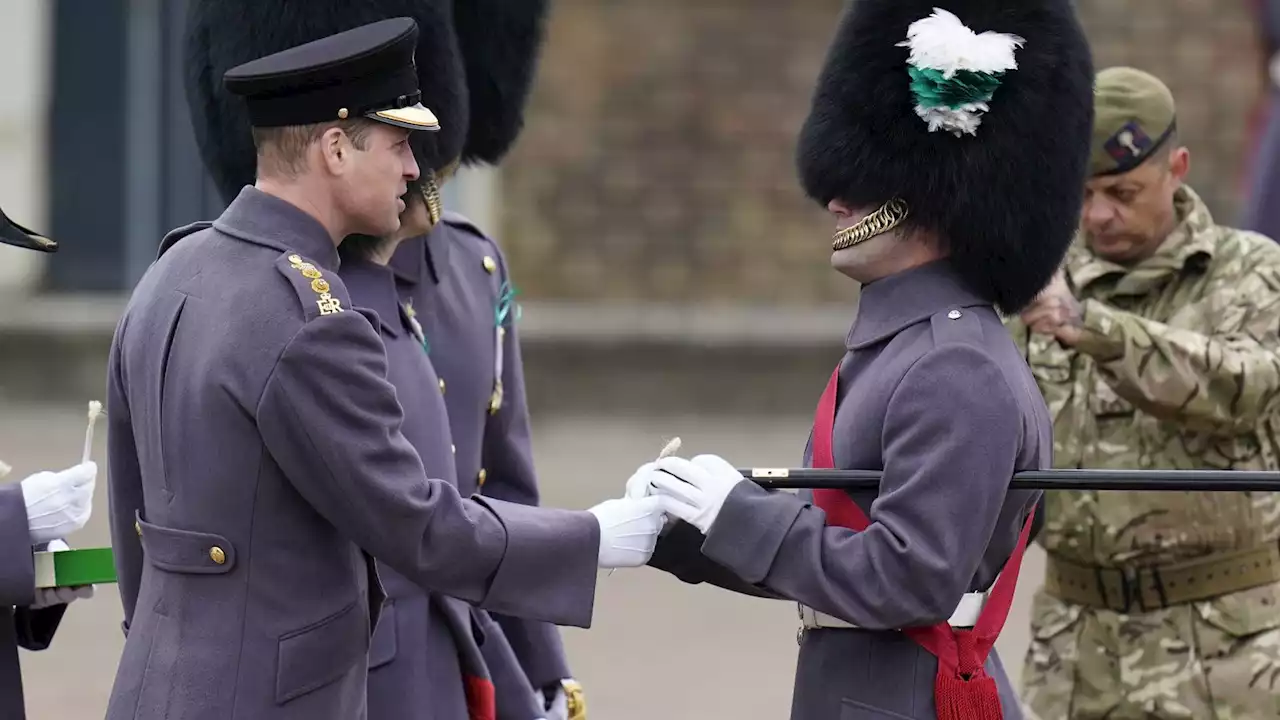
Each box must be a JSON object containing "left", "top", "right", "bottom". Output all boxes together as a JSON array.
[{"left": 287, "top": 254, "right": 344, "bottom": 316}]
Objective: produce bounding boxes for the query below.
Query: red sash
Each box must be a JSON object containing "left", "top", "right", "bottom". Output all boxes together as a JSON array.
[
  {"left": 809, "top": 365, "right": 1034, "bottom": 720},
  {"left": 463, "top": 676, "right": 496, "bottom": 720}
]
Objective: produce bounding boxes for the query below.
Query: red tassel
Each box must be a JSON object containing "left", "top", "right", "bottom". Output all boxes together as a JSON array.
[
  {"left": 463, "top": 675, "right": 497, "bottom": 720},
  {"left": 933, "top": 631, "right": 1003, "bottom": 720}
]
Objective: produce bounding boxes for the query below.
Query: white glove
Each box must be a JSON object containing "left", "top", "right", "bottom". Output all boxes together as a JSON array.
[
  {"left": 28, "top": 540, "right": 95, "bottom": 609},
  {"left": 21, "top": 462, "right": 96, "bottom": 544},
  {"left": 623, "top": 461, "right": 658, "bottom": 500},
  {"left": 587, "top": 495, "right": 668, "bottom": 568},
  {"left": 649, "top": 455, "right": 745, "bottom": 534},
  {"left": 536, "top": 684, "right": 569, "bottom": 720}
]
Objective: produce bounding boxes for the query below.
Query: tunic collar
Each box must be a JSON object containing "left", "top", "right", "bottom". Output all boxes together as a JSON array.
[
  {"left": 846, "top": 259, "right": 989, "bottom": 350},
  {"left": 212, "top": 186, "right": 340, "bottom": 271},
  {"left": 339, "top": 259, "right": 407, "bottom": 338}
]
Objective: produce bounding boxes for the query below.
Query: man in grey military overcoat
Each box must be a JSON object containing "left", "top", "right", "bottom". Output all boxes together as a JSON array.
[
  {"left": 182, "top": 2, "right": 581, "bottom": 718},
  {"left": 0, "top": 205, "right": 98, "bottom": 720},
  {"left": 627, "top": 1, "right": 1095, "bottom": 718},
  {"left": 105, "top": 18, "right": 668, "bottom": 720}
]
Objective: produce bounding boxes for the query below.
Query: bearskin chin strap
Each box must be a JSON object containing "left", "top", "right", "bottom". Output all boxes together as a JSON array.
[
  {"left": 831, "top": 198, "right": 909, "bottom": 251},
  {"left": 419, "top": 157, "right": 463, "bottom": 229}
]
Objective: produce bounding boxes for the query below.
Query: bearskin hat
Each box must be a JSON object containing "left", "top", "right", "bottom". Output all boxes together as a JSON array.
[
  {"left": 452, "top": 0, "right": 552, "bottom": 165},
  {"left": 184, "top": 0, "right": 468, "bottom": 205},
  {"left": 796, "top": 0, "right": 1094, "bottom": 314}
]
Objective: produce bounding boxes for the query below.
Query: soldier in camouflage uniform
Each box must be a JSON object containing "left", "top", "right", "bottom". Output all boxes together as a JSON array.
[{"left": 1005, "top": 66, "right": 1280, "bottom": 719}]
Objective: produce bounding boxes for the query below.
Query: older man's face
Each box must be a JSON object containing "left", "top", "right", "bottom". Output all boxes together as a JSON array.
[{"left": 1080, "top": 146, "right": 1189, "bottom": 265}]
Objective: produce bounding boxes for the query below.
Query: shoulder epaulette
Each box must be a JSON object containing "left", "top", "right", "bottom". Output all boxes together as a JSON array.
[
  {"left": 273, "top": 252, "right": 352, "bottom": 322},
  {"left": 929, "top": 306, "right": 984, "bottom": 349},
  {"left": 442, "top": 211, "right": 508, "bottom": 279},
  {"left": 440, "top": 210, "right": 487, "bottom": 240},
  {"left": 157, "top": 221, "right": 214, "bottom": 259}
]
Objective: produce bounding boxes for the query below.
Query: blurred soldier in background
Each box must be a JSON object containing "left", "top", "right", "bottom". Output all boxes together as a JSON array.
[
  {"left": 1008, "top": 66, "right": 1280, "bottom": 719},
  {"left": 390, "top": 1, "right": 588, "bottom": 716},
  {"left": 0, "top": 206, "right": 97, "bottom": 720}
]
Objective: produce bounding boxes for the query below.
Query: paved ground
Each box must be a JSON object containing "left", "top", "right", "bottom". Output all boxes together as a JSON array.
[{"left": 2, "top": 402, "right": 1045, "bottom": 719}]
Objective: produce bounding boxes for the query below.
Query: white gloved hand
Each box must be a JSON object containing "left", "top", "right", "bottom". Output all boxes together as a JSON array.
[
  {"left": 587, "top": 495, "right": 668, "bottom": 568},
  {"left": 649, "top": 455, "right": 745, "bottom": 534},
  {"left": 623, "top": 461, "right": 658, "bottom": 500},
  {"left": 21, "top": 462, "right": 96, "bottom": 544},
  {"left": 536, "top": 684, "right": 569, "bottom": 720},
  {"left": 28, "top": 539, "right": 95, "bottom": 609}
]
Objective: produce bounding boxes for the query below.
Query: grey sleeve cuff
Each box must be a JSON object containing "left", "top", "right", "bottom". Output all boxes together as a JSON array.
[
  {"left": 475, "top": 497, "right": 600, "bottom": 629},
  {"left": 0, "top": 484, "right": 35, "bottom": 606},
  {"left": 699, "top": 482, "right": 806, "bottom": 584}
]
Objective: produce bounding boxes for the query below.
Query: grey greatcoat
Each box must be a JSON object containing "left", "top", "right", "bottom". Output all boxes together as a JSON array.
[
  {"left": 0, "top": 484, "right": 68, "bottom": 720},
  {"left": 340, "top": 254, "right": 544, "bottom": 720},
  {"left": 104, "top": 187, "right": 600, "bottom": 720},
  {"left": 650, "top": 261, "right": 1048, "bottom": 720},
  {"left": 387, "top": 213, "right": 572, "bottom": 717}
]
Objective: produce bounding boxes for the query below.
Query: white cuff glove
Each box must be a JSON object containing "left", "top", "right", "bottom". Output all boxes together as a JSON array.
[
  {"left": 22, "top": 462, "right": 97, "bottom": 544},
  {"left": 28, "top": 540, "right": 95, "bottom": 609},
  {"left": 623, "top": 461, "right": 658, "bottom": 500},
  {"left": 648, "top": 455, "right": 745, "bottom": 534},
  {"left": 587, "top": 496, "right": 668, "bottom": 568},
  {"left": 536, "top": 684, "right": 569, "bottom": 720}
]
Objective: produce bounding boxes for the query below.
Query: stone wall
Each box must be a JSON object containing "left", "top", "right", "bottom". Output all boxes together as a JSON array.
[{"left": 497, "top": 0, "right": 1267, "bottom": 304}]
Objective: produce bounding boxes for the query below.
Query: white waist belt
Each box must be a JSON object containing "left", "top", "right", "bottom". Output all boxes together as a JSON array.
[{"left": 798, "top": 592, "right": 987, "bottom": 631}]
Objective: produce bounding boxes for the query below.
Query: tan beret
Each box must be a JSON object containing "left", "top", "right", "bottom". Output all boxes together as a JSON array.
[{"left": 1091, "top": 66, "right": 1177, "bottom": 176}]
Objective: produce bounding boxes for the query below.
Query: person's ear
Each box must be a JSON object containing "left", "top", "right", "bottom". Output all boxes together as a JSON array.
[{"left": 319, "top": 127, "right": 350, "bottom": 176}]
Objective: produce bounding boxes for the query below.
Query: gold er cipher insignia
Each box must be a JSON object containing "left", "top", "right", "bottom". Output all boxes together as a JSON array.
[{"left": 289, "top": 254, "right": 344, "bottom": 315}]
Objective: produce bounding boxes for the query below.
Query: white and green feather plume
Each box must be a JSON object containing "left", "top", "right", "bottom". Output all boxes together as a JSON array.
[{"left": 896, "top": 8, "right": 1025, "bottom": 137}]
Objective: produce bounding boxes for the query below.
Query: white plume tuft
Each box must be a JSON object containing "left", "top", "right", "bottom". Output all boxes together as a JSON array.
[{"left": 897, "top": 8, "right": 1024, "bottom": 78}]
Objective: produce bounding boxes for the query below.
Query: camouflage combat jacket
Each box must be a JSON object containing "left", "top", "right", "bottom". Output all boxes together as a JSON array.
[{"left": 1006, "top": 185, "right": 1280, "bottom": 567}]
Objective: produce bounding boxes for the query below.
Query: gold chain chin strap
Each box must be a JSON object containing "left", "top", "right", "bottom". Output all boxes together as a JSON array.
[
  {"left": 831, "top": 198, "right": 909, "bottom": 251},
  {"left": 419, "top": 157, "right": 463, "bottom": 228}
]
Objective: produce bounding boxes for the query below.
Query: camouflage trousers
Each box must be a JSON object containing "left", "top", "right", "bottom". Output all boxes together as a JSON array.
[{"left": 1019, "top": 583, "right": 1280, "bottom": 719}]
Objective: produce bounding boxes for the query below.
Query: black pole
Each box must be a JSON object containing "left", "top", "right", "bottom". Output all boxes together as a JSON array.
[{"left": 741, "top": 468, "right": 1280, "bottom": 492}]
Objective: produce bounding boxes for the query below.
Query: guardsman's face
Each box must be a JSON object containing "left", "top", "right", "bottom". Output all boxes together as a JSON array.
[
  {"left": 339, "top": 123, "right": 421, "bottom": 237},
  {"left": 1081, "top": 146, "right": 1189, "bottom": 265}
]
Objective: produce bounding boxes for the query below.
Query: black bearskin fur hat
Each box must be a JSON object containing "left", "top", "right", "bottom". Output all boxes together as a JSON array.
[
  {"left": 452, "top": 0, "right": 551, "bottom": 165},
  {"left": 796, "top": 0, "right": 1094, "bottom": 314},
  {"left": 184, "top": 0, "right": 468, "bottom": 205}
]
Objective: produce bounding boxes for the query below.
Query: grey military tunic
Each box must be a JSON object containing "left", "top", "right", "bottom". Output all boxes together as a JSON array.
[
  {"left": 0, "top": 484, "right": 67, "bottom": 720},
  {"left": 339, "top": 258, "right": 542, "bottom": 720},
  {"left": 650, "top": 261, "right": 1049, "bottom": 720},
  {"left": 388, "top": 215, "right": 571, "bottom": 712},
  {"left": 104, "top": 187, "right": 600, "bottom": 720}
]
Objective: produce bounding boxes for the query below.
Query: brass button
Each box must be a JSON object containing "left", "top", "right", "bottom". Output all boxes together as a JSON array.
[
  {"left": 477, "top": 468, "right": 487, "bottom": 487},
  {"left": 438, "top": 378, "right": 446, "bottom": 393},
  {"left": 338, "top": 108, "right": 349, "bottom": 119},
  {"left": 135, "top": 520, "right": 141, "bottom": 537},
  {"left": 482, "top": 256, "right": 496, "bottom": 274},
  {"left": 210, "top": 547, "right": 226, "bottom": 565}
]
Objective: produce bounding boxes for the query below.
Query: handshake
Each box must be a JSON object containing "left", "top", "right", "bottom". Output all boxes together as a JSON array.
[{"left": 585, "top": 450, "right": 747, "bottom": 569}]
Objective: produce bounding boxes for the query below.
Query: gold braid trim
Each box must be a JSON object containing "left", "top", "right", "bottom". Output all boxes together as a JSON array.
[
  {"left": 831, "top": 198, "right": 909, "bottom": 251},
  {"left": 420, "top": 157, "right": 463, "bottom": 228}
]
